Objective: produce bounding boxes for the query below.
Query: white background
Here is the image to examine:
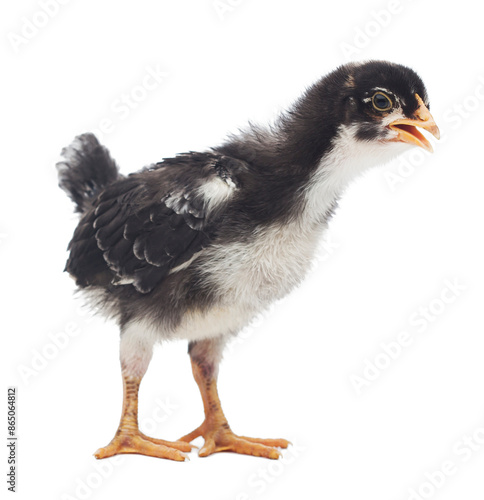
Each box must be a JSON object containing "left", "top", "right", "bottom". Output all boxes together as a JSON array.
[{"left": 2, "top": 1, "right": 484, "bottom": 499}]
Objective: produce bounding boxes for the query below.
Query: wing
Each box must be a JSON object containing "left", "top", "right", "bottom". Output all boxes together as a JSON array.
[{"left": 66, "top": 152, "right": 246, "bottom": 293}]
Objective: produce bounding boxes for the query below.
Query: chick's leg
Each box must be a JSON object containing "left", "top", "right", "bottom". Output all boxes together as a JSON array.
[
  {"left": 94, "top": 330, "right": 191, "bottom": 461},
  {"left": 179, "top": 337, "right": 290, "bottom": 459}
]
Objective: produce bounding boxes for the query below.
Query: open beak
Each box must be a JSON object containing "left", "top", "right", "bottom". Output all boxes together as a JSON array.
[{"left": 388, "top": 94, "right": 440, "bottom": 153}]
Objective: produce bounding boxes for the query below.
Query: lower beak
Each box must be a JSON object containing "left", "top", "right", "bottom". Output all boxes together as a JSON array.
[{"left": 388, "top": 94, "right": 440, "bottom": 153}]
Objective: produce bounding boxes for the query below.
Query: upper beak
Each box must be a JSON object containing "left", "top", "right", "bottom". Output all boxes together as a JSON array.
[{"left": 388, "top": 94, "right": 440, "bottom": 153}]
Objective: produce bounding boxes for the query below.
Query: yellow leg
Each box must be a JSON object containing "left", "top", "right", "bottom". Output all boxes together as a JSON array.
[
  {"left": 94, "top": 373, "right": 191, "bottom": 461},
  {"left": 179, "top": 357, "right": 290, "bottom": 459}
]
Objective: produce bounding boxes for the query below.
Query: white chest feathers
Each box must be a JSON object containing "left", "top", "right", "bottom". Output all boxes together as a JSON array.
[
  {"left": 199, "top": 218, "right": 327, "bottom": 309},
  {"left": 122, "top": 221, "right": 329, "bottom": 345}
]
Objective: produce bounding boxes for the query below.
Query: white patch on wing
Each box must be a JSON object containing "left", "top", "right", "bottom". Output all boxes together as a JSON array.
[
  {"left": 198, "top": 176, "right": 236, "bottom": 212},
  {"left": 168, "top": 250, "right": 203, "bottom": 275},
  {"left": 112, "top": 276, "right": 135, "bottom": 286}
]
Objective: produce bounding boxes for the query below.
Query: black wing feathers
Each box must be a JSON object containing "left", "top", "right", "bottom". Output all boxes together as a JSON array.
[{"left": 66, "top": 152, "right": 245, "bottom": 294}]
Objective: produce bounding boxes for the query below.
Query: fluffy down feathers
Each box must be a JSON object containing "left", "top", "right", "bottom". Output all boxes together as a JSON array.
[{"left": 57, "top": 134, "right": 121, "bottom": 213}]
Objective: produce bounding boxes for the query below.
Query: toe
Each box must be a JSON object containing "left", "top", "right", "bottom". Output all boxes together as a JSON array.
[
  {"left": 94, "top": 434, "right": 189, "bottom": 461},
  {"left": 138, "top": 433, "right": 193, "bottom": 452},
  {"left": 198, "top": 439, "right": 217, "bottom": 457},
  {"left": 229, "top": 437, "right": 282, "bottom": 459},
  {"left": 178, "top": 426, "right": 203, "bottom": 443},
  {"left": 93, "top": 447, "right": 110, "bottom": 459},
  {"left": 238, "top": 436, "right": 291, "bottom": 449}
]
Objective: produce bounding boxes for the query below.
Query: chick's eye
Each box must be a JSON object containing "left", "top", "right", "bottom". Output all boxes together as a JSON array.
[{"left": 372, "top": 92, "right": 392, "bottom": 111}]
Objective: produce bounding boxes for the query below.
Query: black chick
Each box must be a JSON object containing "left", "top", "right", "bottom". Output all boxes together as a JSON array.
[{"left": 57, "top": 60, "right": 440, "bottom": 461}]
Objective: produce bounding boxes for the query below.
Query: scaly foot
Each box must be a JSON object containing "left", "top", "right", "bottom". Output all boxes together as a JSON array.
[
  {"left": 179, "top": 422, "right": 290, "bottom": 459},
  {"left": 94, "top": 431, "right": 192, "bottom": 461}
]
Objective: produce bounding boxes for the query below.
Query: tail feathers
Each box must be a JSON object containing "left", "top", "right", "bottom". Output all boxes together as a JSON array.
[{"left": 57, "top": 133, "right": 121, "bottom": 213}]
